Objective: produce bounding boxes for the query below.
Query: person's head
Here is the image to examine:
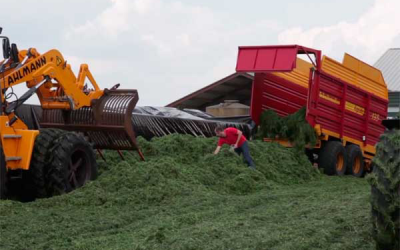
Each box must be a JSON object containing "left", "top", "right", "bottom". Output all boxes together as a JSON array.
[{"left": 215, "top": 126, "right": 225, "bottom": 137}]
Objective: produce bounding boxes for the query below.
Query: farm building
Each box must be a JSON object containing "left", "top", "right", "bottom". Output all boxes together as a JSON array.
[
  {"left": 374, "top": 48, "right": 400, "bottom": 118},
  {"left": 167, "top": 72, "right": 254, "bottom": 113}
]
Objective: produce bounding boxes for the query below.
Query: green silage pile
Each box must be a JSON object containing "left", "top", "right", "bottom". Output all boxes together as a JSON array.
[
  {"left": 257, "top": 107, "right": 317, "bottom": 151},
  {"left": 69, "top": 134, "right": 319, "bottom": 207},
  {"left": 2, "top": 135, "right": 379, "bottom": 250},
  {"left": 4, "top": 134, "right": 319, "bottom": 208}
]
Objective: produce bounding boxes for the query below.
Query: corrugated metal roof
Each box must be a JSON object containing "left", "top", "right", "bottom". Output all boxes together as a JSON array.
[{"left": 374, "top": 48, "right": 400, "bottom": 91}]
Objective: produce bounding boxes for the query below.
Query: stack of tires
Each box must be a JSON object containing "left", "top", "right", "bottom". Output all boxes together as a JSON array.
[{"left": 369, "top": 130, "right": 400, "bottom": 250}]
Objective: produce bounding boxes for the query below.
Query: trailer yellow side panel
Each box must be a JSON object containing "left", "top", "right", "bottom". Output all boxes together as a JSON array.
[{"left": 321, "top": 54, "right": 388, "bottom": 100}]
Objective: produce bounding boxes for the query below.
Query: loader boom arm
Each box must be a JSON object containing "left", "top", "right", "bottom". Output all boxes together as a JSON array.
[{"left": 1, "top": 48, "right": 104, "bottom": 110}]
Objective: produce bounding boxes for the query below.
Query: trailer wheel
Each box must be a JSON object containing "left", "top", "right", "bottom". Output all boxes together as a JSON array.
[
  {"left": 370, "top": 130, "right": 400, "bottom": 250},
  {"left": 27, "top": 129, "right": 64, "bottom": 198},
  {"left": 0, "top": 146, "right": 7, "bottom": 199},
  {"left": 318, "top": 141, "right": 347, "bottom": 176},
  {"left": 46, "top": 132, "right": 98, "bottom": 196},
  {"left": 345, "top": 144, "right": 365, "bottom": 177}
]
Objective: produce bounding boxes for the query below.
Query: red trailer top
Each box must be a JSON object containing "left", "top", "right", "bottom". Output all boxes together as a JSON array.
[
  {"left": 236, "top": 45, "right": 321, "bottom": 72},
  {"left": 236, "top": 44, "right": 388, "bottom": 157}
]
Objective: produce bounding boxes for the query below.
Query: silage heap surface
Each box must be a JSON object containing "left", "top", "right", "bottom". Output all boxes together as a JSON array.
[
  {"left": 96, "top": 134, "right": 320, "bottom": 201},
  {"left": 0, "top": 134, "right": 321, "bottom": 249}
]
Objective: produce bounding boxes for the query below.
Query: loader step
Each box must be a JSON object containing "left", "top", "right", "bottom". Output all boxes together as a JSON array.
[
  {"left": 3, "top": 134, "right": 22, "bottom": 139},
  {"left": 5, "top": 156, "right": 22, "bottom": 161}
]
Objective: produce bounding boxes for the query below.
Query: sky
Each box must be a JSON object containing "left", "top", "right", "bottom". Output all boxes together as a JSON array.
[{"left": 1, "top": 0, "right": 399, "bottom": 106}]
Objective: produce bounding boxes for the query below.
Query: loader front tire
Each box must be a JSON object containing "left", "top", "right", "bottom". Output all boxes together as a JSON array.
[
  {"left": 0, "top": 146, "right": 7, "bottom": 199},
  {"left": 28, "top": 129, "right": 64, "bottom": 198},
  {"left": 345, "top": 144, "right": 365, "bottom": 178},
  {"left": 46, "top": 132, "right": 98, "bottom": 196},
  {"left": 318, "top": 141, "right": 347, "bottom": 176},
  {"left": 369, "top": 130, "right": 400, "bottom": 250}
]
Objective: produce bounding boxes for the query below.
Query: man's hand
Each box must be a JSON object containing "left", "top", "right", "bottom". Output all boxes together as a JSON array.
[
  {"left": 214, "top": 146, "right": 221, "bottom": 155},
  {"left": 234, "top": 143, "right": 239, "bottom": 149}
]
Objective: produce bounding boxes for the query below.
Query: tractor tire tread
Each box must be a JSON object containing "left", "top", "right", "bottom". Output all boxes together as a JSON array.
[
  {"left": 370, "top": 130, "right": 400, "bottom": 250},
  {"left": 28, "top": 128, "right": 64, "bottom": 198},
  {"left": 46, "top": 132, "right": 98, "bottom": 196},
  {"left": 0, "top": 146, "right": 7, "bottom": 199}
]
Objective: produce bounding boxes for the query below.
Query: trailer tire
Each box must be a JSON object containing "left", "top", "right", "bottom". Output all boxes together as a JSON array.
[
  {"left": 46, "top": 132, "right": 98, "bottom": 196},
  {"left": 0, "top": 146, "right": 7, "bottom": 199},
  {"left": 370, "top": 130, "right": 400, "bottom": 250},
  {"left": 318, "top": 141, "right": 347, "bottom": 176},
  {"left": 345, "top": 144, "right": 365, "bottom": 178},
  {"left": 28, "top": 129, "right": 64, "bottom": 198}
]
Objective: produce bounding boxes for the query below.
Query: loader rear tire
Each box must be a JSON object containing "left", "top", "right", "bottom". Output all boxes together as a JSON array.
[
  {"left": 318, "top": 141, "right": 347, "bottom": 176},
  {"left": 28, "top": 129, "right": 64, "bottom": 198},
  {"left": 345, "top": 144, "right": 365, "bottom": 177},
  {"left": 46, "top": 132, "right": 98, "bottom": 196},
  {"left": 370, "top": 130, "right": 400, "bottom": 250},
  {"left": 0, "top": 146, "right": 7, "bottom": 199}
]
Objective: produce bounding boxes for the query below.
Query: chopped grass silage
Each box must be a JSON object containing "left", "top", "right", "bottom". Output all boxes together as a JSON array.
[
  {"left": 80, "top": 134, "right": 320, "bottom": 206},
  {"left": 257, "top": 107, "right": 317, "bottom": 151},
  {"left": 0, "top": 134, "right": 374, "bottom": 250}
]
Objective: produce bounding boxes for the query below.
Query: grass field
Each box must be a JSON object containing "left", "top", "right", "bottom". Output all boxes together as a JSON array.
[{"left": 0, "top": 135, "right": 374, "bottom": 250}]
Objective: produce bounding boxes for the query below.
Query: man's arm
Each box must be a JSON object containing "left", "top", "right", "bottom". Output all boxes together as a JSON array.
[
  {"left": 214, "top": 146, "right": 222, "bottom": 155},
  {"left": 234, "top": 130, "right": 243, "bottom": 148}
]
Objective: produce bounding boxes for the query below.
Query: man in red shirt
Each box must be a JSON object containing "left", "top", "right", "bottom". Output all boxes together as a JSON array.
[{"left": 213, "top": 126, "right": 256, "bottom": 169}]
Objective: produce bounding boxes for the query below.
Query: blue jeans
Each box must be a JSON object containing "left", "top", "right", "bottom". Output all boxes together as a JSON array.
[{"left": 234, "top": 141, "right": 256, "bottom": 169}]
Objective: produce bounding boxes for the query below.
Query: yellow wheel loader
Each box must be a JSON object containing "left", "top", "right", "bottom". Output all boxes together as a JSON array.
[{"left": 0, "top": 27, "right": 142, "bottom": 199}]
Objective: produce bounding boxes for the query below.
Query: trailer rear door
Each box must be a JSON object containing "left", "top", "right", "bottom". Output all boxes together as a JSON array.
[{"left": 236, "top": 46, "right": 299, "bottom": 72}]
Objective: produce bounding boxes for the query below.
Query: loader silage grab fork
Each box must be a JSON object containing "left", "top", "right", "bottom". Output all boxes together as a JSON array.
[{"left": 0, "top": 27, "right": 142, "bottom": 199}]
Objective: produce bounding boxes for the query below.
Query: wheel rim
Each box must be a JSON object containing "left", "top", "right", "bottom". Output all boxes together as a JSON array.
[
  {"left": 336, "top": 152, "right": 344, "bottom": 172},
  {"left": 68, "top": 148, "right": 91, "bottom": 189},
  {"left": 353, "top": 156, "right": 361, "bottom": 174}
]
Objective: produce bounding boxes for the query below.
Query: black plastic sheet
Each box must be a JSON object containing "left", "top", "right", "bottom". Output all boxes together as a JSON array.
[
  {"left": 131, "top": 113, "right": 252, "bottom": 140},
  {"left": 17, "top": 105, "right": 254, "bottom": 140}
]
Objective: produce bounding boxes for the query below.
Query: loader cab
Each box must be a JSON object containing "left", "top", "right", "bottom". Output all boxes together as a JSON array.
[
  {"left": 0, "top": 27, "right": 11, "bottom": 60},
  {"left": 0, "top": 28, "right": 19, "bottom": 65}
]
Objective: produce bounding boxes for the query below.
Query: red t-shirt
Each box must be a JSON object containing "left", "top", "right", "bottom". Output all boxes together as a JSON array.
[{"left": 218, "top": 127, "right": 247, "bottom": 147}]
